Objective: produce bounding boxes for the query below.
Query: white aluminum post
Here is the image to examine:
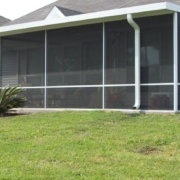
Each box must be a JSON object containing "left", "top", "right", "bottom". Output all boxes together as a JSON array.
[
  {"left": 103, "top": 22, "right": 105, "bottom": 109},
  {"left": 174, "top": 12, "right": 178, "bottom": 112},
  {"left": 44, "top": 30, "right": 47, "bottom": 108},
  {"left": 0, "top": 37, "right": 1, "bottom": 87}
]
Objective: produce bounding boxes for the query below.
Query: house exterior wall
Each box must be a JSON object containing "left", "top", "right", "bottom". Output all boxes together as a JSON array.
[{"left": 0, "top": 14, "right": 174, "bottom": 110}]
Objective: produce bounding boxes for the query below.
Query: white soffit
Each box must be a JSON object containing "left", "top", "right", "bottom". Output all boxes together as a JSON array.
[
  {"left": 45, "top": 6, "right": 65, "bottom": 20},
  {"left": 0, "top": 2, "right": 180, "bottom": 36}
]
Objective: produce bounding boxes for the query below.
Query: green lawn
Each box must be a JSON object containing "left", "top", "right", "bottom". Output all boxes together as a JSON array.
[{"left": 0, "top": 111, "right": 180, "bottom": 180}]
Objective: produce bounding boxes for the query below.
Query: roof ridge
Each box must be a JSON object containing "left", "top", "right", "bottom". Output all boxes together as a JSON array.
[
  {"left": 2, "top": 2, "right": 57, "bottom": 26},
  {"left": 0, "top": 15, "right": 10, "bottom": 21},
  {"left": 12, "top": 1, "right": 58, "bottom": 21}
]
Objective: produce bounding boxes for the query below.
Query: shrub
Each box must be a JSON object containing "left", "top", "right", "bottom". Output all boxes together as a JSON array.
[{"left": 0, "top": 85, "right": 26, "bottom": 116}]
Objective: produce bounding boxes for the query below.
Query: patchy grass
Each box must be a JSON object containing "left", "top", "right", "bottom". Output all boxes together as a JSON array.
[{"left": 0, "top": 111, "right": 180, "bottom": 179}]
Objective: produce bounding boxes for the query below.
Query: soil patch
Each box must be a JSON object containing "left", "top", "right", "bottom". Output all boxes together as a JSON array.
[{"left": 138, "top": 146, "right": 161, "bottom": 155}]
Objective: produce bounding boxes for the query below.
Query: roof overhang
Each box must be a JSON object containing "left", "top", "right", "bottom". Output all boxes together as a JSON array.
[{"left": 0, "top": 2, "right": 179, "bottom": 36}]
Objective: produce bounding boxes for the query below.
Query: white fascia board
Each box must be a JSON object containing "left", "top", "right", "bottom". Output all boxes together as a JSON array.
[{"left": 0, "top": 2, "right": 179, "bottom": 36}]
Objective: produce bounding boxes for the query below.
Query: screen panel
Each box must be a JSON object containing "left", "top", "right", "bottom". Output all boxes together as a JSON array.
[
  {"left": 1, "top": 31, "right": 45, "bottom": 87},
  {"left": 141, "top": 85, "right": 173, "bottom": 110},
  {"left": 47, "top": 24, "right": 103, "bottom": 86},
  {"left": 105, "top": 86, "right": 135, "bottom": 109},
  {"left": 47, "top": 87, "right": 102, "bottom": 109}
]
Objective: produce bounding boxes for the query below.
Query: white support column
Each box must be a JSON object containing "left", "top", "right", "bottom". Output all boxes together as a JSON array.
[
  {"left": 174, "top": 12, "right": 178, "bottom": 112},
  {"left": 102, "top": 22, "right": 105, "bottom": 109},
  {"left": 0, "top": 37, "right": 1, "bottom": 87},
  {"left": 44, "top": 30, "right": 47, "bottom": 108}
]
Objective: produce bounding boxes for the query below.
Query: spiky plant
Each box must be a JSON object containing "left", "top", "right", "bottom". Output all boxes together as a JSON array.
[{"left": 0, "top": 85, "right": 26, "bottom": 116}]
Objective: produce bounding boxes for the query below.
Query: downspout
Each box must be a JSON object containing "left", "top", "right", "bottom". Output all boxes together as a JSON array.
[
  {"left": 127, "top": 14, "right": 140, "bottom": 109},
  {"left": 173, "top": 12, "right": 178, "bottom": 112}
]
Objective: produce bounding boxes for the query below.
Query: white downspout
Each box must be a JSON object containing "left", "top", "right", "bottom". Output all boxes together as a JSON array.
[
  {"left": 127, "top": 14, "right": 140, "bottom": 109},
  {"left": 173, "top": 12, "right": 178, "bottom": 112}
]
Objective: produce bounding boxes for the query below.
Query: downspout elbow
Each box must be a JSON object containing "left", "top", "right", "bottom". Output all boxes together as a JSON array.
[
  {"left": 127, "top": 14, "right": 140, "bottom": 31},
  {"left": 127, "top": 14, "right": 140, "bottom": 110}
]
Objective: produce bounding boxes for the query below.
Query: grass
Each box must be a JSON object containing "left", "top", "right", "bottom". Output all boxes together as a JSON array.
[{"left": 0, "top": 111, "right": 180, "bottom": 180}]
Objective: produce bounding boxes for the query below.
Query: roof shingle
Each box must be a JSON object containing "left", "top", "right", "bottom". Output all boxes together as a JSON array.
[{"left": 0, "top": 16, "right": 10, "bottom": 26}]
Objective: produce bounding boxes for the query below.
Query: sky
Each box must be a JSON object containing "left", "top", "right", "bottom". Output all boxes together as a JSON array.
[{"left": 0, "top": 0, "right": 57, "bottom": 20}]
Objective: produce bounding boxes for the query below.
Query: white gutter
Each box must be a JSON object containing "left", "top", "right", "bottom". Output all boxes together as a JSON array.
[
  {"left": 127, "top": 14, "right": 140, "bottom": 109},
  {"left": 0, "top": 2, "right": 179, "bottom": 36}
]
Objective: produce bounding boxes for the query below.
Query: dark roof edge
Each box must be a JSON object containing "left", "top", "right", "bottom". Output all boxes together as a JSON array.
[{"left": 55, "top": 5, "right": 83, "bottom": 15}]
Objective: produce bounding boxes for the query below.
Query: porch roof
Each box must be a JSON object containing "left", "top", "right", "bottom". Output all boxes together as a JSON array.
[{"left": 0, "top": 2, "right": 179, "bottom": 36}]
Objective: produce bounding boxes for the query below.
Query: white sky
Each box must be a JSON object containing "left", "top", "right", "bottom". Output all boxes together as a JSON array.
[{"left": 0, "top": 0, "right": 57, "bottom": 20}]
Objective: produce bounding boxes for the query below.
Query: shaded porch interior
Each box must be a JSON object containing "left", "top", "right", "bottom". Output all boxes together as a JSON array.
[{"left": 1, "top": 14, "right": 177, "bottom": 110}]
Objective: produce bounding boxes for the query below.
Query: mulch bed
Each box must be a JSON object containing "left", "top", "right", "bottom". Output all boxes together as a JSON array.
[{"left": 0, "top": 110, "right": 31, "bottom": 117}]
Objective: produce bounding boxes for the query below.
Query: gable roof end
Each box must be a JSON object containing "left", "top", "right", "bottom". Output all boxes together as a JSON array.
[
  {"left": 45, "top": 6, "right": 65, "bottom": 20},
  {"left": 45, "top": 6, "right": 83, "bottom": 20}
]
